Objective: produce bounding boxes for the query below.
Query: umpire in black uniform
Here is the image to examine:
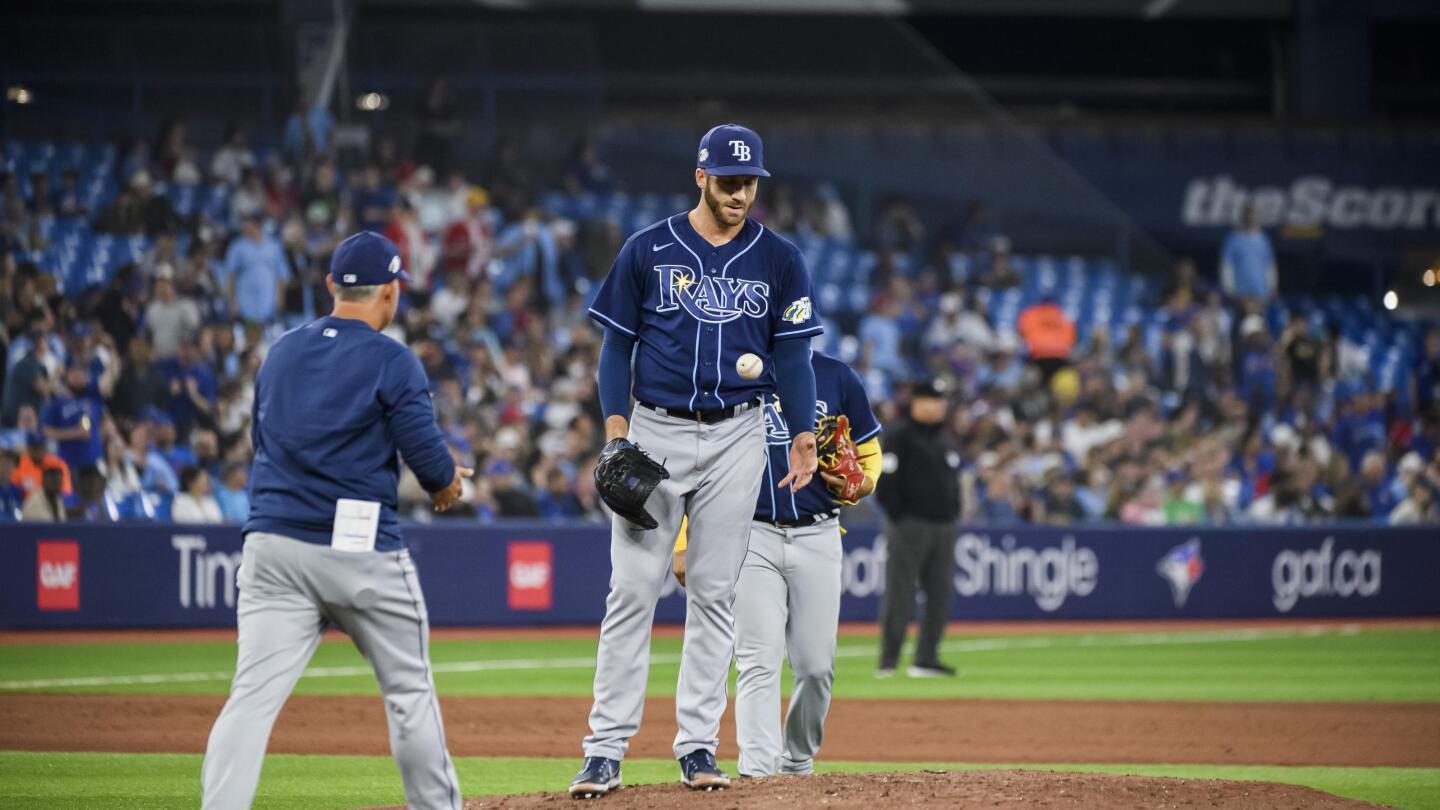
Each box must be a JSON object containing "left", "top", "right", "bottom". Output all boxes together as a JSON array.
[{"left": 876, "top": 379, "right": 961, "bottom": 678}]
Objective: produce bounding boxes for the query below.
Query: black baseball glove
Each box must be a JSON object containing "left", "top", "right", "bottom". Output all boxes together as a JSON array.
[{"left": 594, "top": 437, "right": 670, "bottom": 530}]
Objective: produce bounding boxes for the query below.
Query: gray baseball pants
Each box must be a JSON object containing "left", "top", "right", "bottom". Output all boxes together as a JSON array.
[
  {"left": 733, "top": 517, "right": 843, "bottom": 776},
  {"left": 584, "top": 403, "right": 767, "bottom": 761},
  {"left": 201, "top": 532, "right": 461, "bottom": 810}
]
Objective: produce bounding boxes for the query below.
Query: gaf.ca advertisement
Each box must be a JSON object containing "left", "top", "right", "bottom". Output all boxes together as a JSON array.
[{"left": 1, "top": 524, "right": 1435, "bottom": 628}]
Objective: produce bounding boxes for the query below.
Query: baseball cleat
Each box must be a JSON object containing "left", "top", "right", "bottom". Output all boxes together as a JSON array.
[
  {"left": 569, "top": 757, "right": 621, "bottom": 799},
  {"left": 907, "top": 662, "right": 957, "bottom": 678},
  {"left": 679, "top": 749, "right": 731, "bottom": 791},
  {"left": 874, "top": 667, "right": 895, "bottom": 679}
]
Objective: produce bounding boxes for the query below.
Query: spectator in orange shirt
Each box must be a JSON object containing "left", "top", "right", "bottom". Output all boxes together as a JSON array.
[
  {"left": 12, "top": 432, "right": 73, "bottom": 498},
  {"left": 1016, "top": 296, "right": 1077, "bottom": 383}
]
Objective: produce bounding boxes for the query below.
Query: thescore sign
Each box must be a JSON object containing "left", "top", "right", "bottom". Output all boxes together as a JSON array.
[
  {"left": 1, "top": 524, "right": 1436, "bottom": 627},
  {"left": 1181, "top": 175, "right": 1440, "bottom": 231}
]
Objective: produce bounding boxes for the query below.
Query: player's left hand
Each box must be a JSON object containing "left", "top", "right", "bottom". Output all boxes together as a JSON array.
[
  {"left": 432, "top": 466, "right": 474, "bottom": 512},
  {"left": 779, "top": 431, "right": 818, "bottom": 492}
]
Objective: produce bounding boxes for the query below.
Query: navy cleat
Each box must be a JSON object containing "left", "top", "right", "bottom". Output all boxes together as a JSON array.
[
  {"left": 569, "top": 757, "right": 621, "bottom": 799},
  {"left": 678, "top": 749, "right": 731, "bottom": 791}
]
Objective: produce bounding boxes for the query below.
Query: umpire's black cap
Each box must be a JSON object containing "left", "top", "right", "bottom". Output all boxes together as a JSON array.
[{"left": 912, "top": 378, "right": 950, "bottom": 400}]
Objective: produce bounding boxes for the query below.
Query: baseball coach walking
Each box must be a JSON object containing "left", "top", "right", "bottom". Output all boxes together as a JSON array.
[{"left": 201, "top": 231, "right": 471, "bottom": 810}]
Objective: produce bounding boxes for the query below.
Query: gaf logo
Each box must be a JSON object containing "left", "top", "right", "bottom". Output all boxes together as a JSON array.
[
  {"left": 37, "top": 541, "right": 80, "bottom": 611},
  {"left": 507, "top": 541, "right": 553, "bottom": 611},
  {"left": 1272, "top": 538, "right": 1381, "bottom": 613}
]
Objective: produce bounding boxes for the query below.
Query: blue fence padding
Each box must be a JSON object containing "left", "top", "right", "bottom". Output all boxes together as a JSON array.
[{"left": 3, "top": 523, "right": 1435, "bottom": 629}]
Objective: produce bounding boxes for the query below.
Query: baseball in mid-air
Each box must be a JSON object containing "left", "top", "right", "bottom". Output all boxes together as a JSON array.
[{"left": 736, "top": 353, "right": 764, "bottom": 380}]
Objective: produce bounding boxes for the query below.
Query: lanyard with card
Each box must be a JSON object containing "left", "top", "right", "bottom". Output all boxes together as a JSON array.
[{"left": 332, "top": 498, "right": 380, "bottom": 552}]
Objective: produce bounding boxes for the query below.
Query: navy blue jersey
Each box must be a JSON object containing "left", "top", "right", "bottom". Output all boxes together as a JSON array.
[
  {"left": 244, "top": 316, "right": 456, "bottom": 551},
  {"left": 756, "top": 351, "right": 881, "bottom": 523},
  {"left": 588, "top": 212, "right": 823, "bottom": 411}
]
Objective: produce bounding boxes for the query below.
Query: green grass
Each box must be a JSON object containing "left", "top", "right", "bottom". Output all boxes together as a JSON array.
[
  {"left": 1, "top": 752, "right": 1435, "bottom": 810},
  {"left": 3, "top": 627, "right": 1438, "bottom": 702}
]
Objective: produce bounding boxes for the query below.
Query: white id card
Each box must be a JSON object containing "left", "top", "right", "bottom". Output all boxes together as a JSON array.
[{"left": 331, "top": 499, "right": 381, "bottom": 552}]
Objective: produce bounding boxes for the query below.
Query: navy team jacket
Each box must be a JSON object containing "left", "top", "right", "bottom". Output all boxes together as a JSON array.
[{"left": 243, "top": 316, "right": 456, "bottom": 551}]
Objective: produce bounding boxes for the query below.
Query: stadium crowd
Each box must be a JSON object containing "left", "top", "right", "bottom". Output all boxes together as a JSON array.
[{"left": 1, "top": 107, "right": 1439, "bottom": 527}]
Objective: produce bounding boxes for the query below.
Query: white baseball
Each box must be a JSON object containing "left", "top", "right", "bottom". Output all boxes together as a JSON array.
[{"left": 736, "top": 353, "right": 764, "bottom": 380}]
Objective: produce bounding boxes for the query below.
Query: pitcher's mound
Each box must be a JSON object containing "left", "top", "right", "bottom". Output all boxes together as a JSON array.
[{"left": 439, "top": 770, "right": 1391, "bottom": 809}]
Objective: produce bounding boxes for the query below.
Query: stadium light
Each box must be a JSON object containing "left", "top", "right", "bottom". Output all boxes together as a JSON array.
[
  {"left": 6, "top": 85, "right": 32, "bottom": 105},
  {"left": 356, "top": 92, "right": 389, "bottom": 112},
  {"left": 1425, "top": 268, "right": 1437, "bottom": 287},
  {"left": 1383, "top": 290, "right": 1399, "bottom": 311}
]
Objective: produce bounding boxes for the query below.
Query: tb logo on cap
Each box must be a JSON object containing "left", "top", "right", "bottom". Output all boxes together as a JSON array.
[{"left": 729, "top": 140, "right": 751, "bottom": 161}]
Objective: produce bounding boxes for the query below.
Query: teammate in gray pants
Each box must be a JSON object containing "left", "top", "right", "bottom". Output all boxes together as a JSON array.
[
  {"left": 201, "top": 232, "right": 471, "bottom": 810},
  {"left": 574, "top": 124, "right": 823, "bottom": 797},
  {"left": 677, "top": 352, "right": 882, "bottom": 777}
]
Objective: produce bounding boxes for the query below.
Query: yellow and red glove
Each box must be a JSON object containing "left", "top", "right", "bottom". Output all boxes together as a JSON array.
[{"left": 817, "top": 414, "right": 866, "bottom": 503}]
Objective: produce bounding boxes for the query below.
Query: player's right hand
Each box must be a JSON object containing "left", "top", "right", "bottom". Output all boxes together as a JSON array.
[
  {"left": 432, "top": 466, "right": 474, "bottom": 512},
  {"left": 778, "top": 431, "right": 818, "bottom": 492}
]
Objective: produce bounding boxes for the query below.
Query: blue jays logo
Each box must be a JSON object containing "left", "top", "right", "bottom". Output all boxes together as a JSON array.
[
  {"left": 654, "top": 265, "right": 769, "bottom": 324},
  {"left": 762, "top": 395, "right": 828, "bottom": 446},
  {"left": 1156, "top": 538, "right": 1204, "bottom": 608}
]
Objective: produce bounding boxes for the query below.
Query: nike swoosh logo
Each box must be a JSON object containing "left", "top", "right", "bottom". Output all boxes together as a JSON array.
[{"left": 652, "top": 243, "right": 673, "bottom": 252}]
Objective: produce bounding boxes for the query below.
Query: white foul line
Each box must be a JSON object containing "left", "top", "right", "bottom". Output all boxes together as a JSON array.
[{"left": 0, "top": 625, "right": 1367, "bottom": 691}]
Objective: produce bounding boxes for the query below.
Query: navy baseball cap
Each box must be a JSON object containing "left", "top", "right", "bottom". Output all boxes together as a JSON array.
[
  {"left": 696, "top": 124, "right": 770, "bottom": 178},
  {"left": 331, "top": 231, "right": 411, "bottom": 287}
]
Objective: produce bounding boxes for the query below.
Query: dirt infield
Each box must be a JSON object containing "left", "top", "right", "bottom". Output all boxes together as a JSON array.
[
  {"left": 5, "top": 693, "right": 1437, "bottom": 768},
  {"left": 367, "top": 770, "right": 1392, "bottom": 809}
]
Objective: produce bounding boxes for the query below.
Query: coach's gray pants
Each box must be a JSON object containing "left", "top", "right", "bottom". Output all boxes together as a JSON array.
[
  {"left": 584, "top": 403, "right": 767, "bottom": 761},
  {"left": 201, "top": 532, "right": 461, "bottom": 810},
  {"left": 734, "top": 518, "right": 843, "bottom": 776}
]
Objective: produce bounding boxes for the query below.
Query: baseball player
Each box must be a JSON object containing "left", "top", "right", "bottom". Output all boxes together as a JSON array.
[
  {"left": 673, "top": 350, "right": 882, "bottom": 777},
  {"left": 571, "top": 124, "right": 823, "bottom": 798},
  {"left": 201, "top": 231, "right": 471, "bottom": 810}
]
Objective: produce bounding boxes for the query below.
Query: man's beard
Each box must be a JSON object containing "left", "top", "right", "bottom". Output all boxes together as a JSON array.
[{"left": 704, "top": 181, "right": 748, "bottom": 227}]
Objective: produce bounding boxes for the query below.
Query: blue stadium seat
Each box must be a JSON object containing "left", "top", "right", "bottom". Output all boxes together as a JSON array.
[
  {"left": 168, "top": 183, "right": 199, "bottom": 217},
  {"left": 117, "top": 492, "right": 156, "bottom": 521},
  {"left": 845, "top": 284, "right": 869, "bottom": 315},
  {"left": 817, "top": 282, "right": 844, "bottom": 316},
  {"left": 150, "top": 491, "right": 174, "bottom": 522}
]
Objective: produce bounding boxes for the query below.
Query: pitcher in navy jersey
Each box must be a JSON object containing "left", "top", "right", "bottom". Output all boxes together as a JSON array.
[{"left": 570, "top": 124, "right": 822, "bottom": 797}]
